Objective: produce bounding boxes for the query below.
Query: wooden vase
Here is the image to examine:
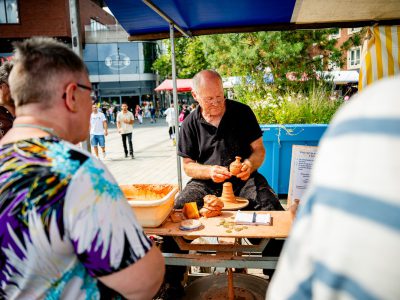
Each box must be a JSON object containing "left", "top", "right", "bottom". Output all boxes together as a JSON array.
[
  {"left": 220, "top": 182, "right": 236, "bottom": 203},
  {"left": 229, "top": 156, "right": 242, "bottom": 176}
]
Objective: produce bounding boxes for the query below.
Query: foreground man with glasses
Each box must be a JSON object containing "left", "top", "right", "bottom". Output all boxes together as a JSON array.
[
  {"left": 0, "top": 37, "right": 164, "bottom": 299},
  {"left": 160, "top": 70, "right": 284, "bottom": 299}
]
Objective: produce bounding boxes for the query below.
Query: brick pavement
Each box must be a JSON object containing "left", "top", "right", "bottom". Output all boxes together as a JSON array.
[{"left": 101, "top": 118, "right": 189, "bottom": 186}]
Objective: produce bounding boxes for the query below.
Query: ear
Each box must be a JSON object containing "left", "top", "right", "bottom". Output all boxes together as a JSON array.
[{"left": 64, "top": 83, "right": 78, "bottom": 112}]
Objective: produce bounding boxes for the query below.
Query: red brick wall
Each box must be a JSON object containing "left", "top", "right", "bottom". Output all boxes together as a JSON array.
[
  {"left": 335, "top": 29, "right": 352, "bottom": 70},
  {"left": 0, "top": 0, "right": 70, "bottom": 38},
  {"left": 0, "top": 0, "right": 115, "bottom": 40}
]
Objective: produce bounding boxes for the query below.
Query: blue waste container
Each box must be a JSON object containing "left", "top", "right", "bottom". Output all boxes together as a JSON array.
[{"left": 258, "top": 124, "right": 328, "bottom": 195}]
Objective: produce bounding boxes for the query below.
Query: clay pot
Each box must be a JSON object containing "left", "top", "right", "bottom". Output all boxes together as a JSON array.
[
  {"left": 220, "top": 182, "right": 237, "bottom": 203},
  {"left": 229, "top": 156, "right": 242, "bottom": 176}
]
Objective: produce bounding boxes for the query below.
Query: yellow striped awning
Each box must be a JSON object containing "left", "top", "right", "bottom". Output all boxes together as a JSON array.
[{"left": 359, "top": 25, "right": 400, "bottom": 91}]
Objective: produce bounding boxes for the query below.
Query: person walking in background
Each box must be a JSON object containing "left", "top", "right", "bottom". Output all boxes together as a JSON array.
[
  {"left": 108, "top": 105, "right": 115, "bottom": 124},
  {"left": 178, "top": 104, "right": 190, "bottom": 126},
  {"left": 150, "top": 103, "right": 156, "bottom": 123},
  {"left": 117, "top": 102, "right": 135, "bottom": 159},
  {"left": 0, "top": 61, "right": 15, "bottom": 139},
  {"left": 90, "top": 103, "right": 108, "bottom": 159},
  {"left": 164, "top": 103, "right": 176, "bottom": 145},
  {"left": 135, "top": 104, "right": 143, "bottom": 124},
  {"left": 0, "top": 36, "right": 164, "bottom": 300},
  {"left": 144, "top": 102, "right": 151, "bottom": 118}
]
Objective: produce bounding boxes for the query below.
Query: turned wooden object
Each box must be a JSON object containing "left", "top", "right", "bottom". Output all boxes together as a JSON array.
[
  {"left": 228, "top": 268, "right": 234, "bottom": 300},
  {"left": 220, "top": 182, "right": 237, "bottom": 203},
  {"left": 229, "top": 156, "right": 242, "bottom": 176}
]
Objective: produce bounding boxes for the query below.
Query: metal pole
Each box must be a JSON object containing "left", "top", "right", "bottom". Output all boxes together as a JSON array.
[
  {"left": 143, "top": 0, "right": 191, "bottom": 38},
  {"left": 69, "top": 0, "right": 90, "bottom": 152},
  {"left": 170, "top": 23, "right": 183, "bottom": 191}
]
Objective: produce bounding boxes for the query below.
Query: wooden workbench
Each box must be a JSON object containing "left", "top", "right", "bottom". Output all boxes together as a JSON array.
[
  {"left": 144, "top": 211, "right": 293, "bottom": 269},
  {"left": 144, "top": 210, "right": 293, "bottom": 239}
]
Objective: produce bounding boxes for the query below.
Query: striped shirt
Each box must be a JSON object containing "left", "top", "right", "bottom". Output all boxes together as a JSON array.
[{"left": 267, "top": 76, "right": 400, "bottom": 300}]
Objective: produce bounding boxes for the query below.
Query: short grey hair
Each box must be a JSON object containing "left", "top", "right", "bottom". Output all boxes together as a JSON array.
[
  {"left": 10, "top": 37, "right": 87, "bottom": 107},
  {"left": 0, "top": 61, "right": 13, "bottom": 85},
  {"left": 192, "top": 70, "right": 222, "bottom": 93}
]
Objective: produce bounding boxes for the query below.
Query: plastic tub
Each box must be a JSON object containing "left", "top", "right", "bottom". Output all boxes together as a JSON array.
[
  {"left": 259, "top": 124, "right": 328, "bottom": 194},
  {"left": 120, "top": 184, "right": 178, "bottom": 227}
]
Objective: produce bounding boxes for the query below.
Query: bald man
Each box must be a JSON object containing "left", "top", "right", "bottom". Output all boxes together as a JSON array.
[{"left": 177, "top": 69, "right": 282, "bottom": 211}]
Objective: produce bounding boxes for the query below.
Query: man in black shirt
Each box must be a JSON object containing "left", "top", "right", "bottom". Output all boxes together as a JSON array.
[
  {"left": 160, "top": 70, "right": 284, "bottom": 300},
  {"left": 177, "top": 69, "right": 282, "bottom": 211}
]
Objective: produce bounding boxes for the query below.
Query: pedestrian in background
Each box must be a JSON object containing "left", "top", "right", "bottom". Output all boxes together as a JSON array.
[
  {"left": 90, "top": 103, "right": 108, "bottom": 159},
  {"left": 164, "top": 103, "right": 176, "bottom": 145},
  {"left": 135, "top": 104, "right": 143, "bottom": 124},
  {"left": 150, "top": 103, "right": 157, "bottom": 123},
  {"left": 178, "top": 104, "right": 190, "bottom": 125},
  {"left": 117, "top": 103, "right": 135, "bottom": 159}
]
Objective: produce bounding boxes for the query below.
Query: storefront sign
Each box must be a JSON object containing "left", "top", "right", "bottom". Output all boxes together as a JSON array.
[{"left": 104, "top": 52, "right": 131, "bottom": 70}]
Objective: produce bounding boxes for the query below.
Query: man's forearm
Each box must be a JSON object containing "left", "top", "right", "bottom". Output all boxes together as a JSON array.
[
  {"left": 245, "top": 149, "right": 265, "bottom": 173},
  {"left": 183, "top": 161, "right": 212, "bottom": 180},
  {"left": 244, "top": 138, "right": 266, "bottom": 173}
]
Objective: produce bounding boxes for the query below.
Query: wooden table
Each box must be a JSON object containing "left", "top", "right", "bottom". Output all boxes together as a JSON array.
[{"left": 144, "top": 211, "right": 293, "bottom": 269}]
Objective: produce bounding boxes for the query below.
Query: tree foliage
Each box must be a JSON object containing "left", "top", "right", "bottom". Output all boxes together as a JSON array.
[
  {"left": 153, "top": 29, "right": 348, "bottom": 84},
  {"left": 152, "top": 37, "right": 209, "bottom": 78},
  {"left": 152, "top": 29, "right": 363, "bottom": 123}
]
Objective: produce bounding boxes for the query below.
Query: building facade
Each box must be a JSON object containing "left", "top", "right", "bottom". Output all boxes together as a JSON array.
[
  {"left": 329, "top": 27, "right": 363, "bottom": 71},
  {"left": 0, "top": 1, "right": 159, "bottom": 109},
  {"left": 84, "top": 25, "right": 158, "bottom": 108}
]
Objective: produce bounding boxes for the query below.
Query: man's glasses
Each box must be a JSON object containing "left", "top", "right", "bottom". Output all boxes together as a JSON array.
[
  {"left": 77, "top": 83, "right": 92, "bottom": 92},
  {"left": 62, "top": 83, "right": 92, "bottom": 99}
]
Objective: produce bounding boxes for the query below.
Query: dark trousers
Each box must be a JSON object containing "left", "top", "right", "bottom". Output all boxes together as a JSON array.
[
  {"left": 163, "top": 173, "right": 284, "bottom": 288},
  {"left": 168, "top": 126, "right": 175, "bottom": 138},
  {"left": 121, "top": 133, "right": 133, "bottom": 155}
]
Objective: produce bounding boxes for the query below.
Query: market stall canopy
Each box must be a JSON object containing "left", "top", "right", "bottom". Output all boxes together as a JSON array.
[
  {"left": 105, "top": 0, "right": 400, "bottom": 41},
  {"left": 321, "top": 71, "right": 360, "bottom": 84},
  {"left": 155, "top": 79, "right": 193, "bottom": 92}
]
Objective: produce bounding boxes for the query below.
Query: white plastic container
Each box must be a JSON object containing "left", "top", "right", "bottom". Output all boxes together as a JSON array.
[{"left": 120, "top": 184, "right": 178, "bottom": 227}]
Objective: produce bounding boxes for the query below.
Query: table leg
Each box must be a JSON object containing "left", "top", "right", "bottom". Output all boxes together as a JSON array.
[{"left": 228, "top": 268, "right": 234, "bottom": 300}]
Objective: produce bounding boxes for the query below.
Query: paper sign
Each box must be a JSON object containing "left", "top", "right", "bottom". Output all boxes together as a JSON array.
[{"left": 287, "top": 145, "right": 318, "bottom": 206}]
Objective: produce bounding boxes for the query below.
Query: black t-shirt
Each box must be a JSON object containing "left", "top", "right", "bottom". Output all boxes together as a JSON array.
[{"left": 178, "top": 99, "right": 262, "bottom": 168}]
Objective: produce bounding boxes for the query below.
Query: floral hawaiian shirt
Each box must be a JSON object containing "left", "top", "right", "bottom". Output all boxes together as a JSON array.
[{"left": 0, "top": 137, "right": 152, "bottom": 299}]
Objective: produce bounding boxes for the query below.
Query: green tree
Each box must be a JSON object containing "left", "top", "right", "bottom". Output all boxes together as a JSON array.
[
  {"left": 200, "top": 29, "right": 343, "bottom": 89},
  {"left": 152, "top": 37, "right": 209, "bottom": 79}
]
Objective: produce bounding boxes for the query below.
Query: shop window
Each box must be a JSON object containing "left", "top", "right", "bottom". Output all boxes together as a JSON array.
[
  {"left": 348, "top": 27, "right": 362, "bottom": 34},
  {"left": 0, "top": 0, "right": 19, "bottom": 24},
  {"left": 329, "top": 28, "right": 341, "bottom": 39},
  {"left": 347, "top": 46, "right": 361, "bottom": 69}
]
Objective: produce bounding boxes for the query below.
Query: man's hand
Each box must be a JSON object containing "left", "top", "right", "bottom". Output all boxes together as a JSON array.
[
  {"left": 104, "top": 130, "right": 108, "bottom": 137},
  {"left": 210, "top": 165, "right": 231, "bottom": 183},
  {"left": 289, "top": 199, "right": 300, "bottom": 218},
  {"left": 236, "top": 159, "right": 253, "bottom": 181}
]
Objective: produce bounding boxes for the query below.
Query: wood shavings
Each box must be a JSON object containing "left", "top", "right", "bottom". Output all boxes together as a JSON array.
[{"left": 217, "top": 218, "right": 247, "bottom": 234}]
